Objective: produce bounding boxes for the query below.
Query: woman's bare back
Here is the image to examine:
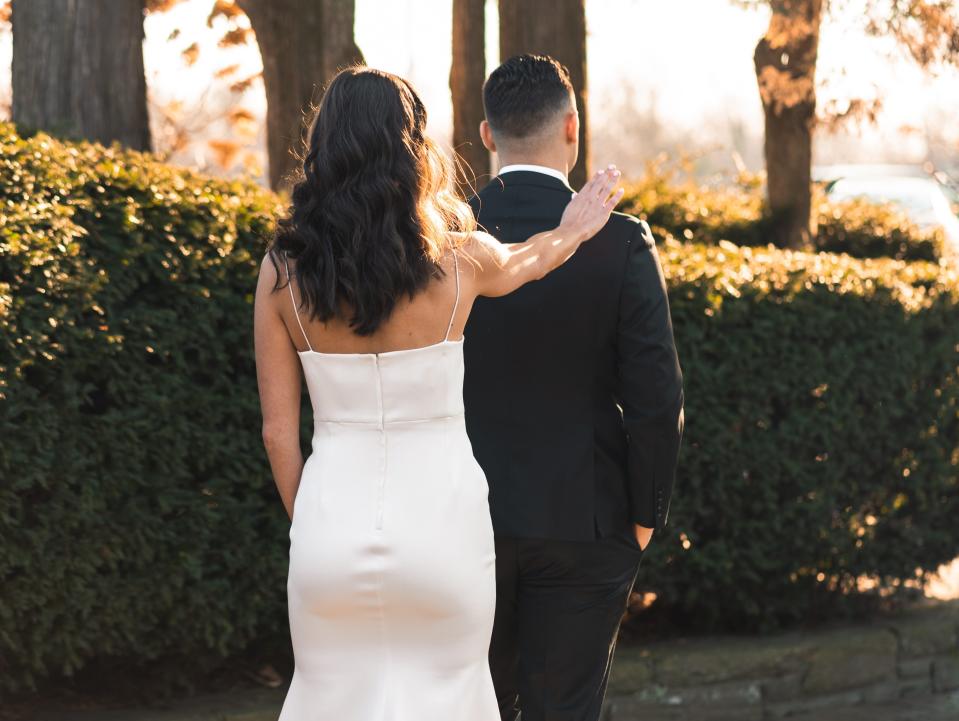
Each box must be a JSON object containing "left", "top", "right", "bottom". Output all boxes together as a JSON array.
[{"left": 278, "top": 247, "right": 470, "bottom": 356}]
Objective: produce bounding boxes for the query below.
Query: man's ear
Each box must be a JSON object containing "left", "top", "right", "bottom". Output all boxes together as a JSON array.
[
  {"left": 564, "top": 111, "right": 578, "bottom": 145},
  {"left": 480, "top": 120, "right": 497, "bottom": 153}
]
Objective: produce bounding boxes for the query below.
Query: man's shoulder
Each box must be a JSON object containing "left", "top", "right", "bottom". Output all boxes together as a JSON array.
[
  {"left": 605, "top": 211, "right": 654, "bottom": 249},
  {"left": 468, "top": 177, "right": 509, "bottom": 207},
  {"left": 466, "top": 191, "right": 482, "bottom": 214},
  {"left": 466, "top": 184, "right": 655, "bottom": 251},
  {"left": 466, "top": 187, "right": 488, "bottom": 217}
]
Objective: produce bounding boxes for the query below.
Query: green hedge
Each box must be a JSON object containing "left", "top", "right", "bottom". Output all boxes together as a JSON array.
[
  {"left": 645, "top": 239, "right": 959, "bottom": 629},
  {"left": 620, "top": 161, "right": 949, "bottom": 262},
  {"left": 0, "top": 124, "right": 288, "bottom": 693},
  {"left": 1, "top": 126, "right": 957, "bottom": 693}
]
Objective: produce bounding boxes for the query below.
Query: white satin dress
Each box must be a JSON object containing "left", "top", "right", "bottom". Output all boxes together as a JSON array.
[{"left": 277, "top": 252, "right": 499, "bottom": 721}]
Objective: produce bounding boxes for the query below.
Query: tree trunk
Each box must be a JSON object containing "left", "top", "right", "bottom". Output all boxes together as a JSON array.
[
  {"left": 450, "top": 0, "right": 488, "bottom": 193},
  {"left": 237, "top": 0, "right": 363, "bottom": 191},
  {"left": 11, "top": 0, "right": 150, "bottom": 150},
  {"left": 753, "top": 0, "right": 823, "bottom": 249},
  {"left": 498, "top": 0, "right": 589, "bottom": 187}
]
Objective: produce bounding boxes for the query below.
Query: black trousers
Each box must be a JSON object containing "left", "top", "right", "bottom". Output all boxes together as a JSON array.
[{"left": 489, "top": 532, "right": 645, "bottom": 721}]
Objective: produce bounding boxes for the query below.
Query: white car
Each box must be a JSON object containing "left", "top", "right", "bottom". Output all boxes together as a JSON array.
[{"left": 823, "top": 174, "right": 959, "bottom": 253}]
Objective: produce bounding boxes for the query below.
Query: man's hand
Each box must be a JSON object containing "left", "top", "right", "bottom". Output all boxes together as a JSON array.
[{"left": 634, "top": 524, "right": 653, "bottom": 551}]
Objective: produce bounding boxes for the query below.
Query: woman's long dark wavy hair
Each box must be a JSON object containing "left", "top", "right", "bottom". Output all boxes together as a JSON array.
[{"left": 268, "top": 66, "right": 476, "bottom": 336}]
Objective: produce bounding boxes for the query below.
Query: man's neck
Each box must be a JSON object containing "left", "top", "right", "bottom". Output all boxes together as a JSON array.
[{"left": 496, "top": 157, "right": 569, "bottom": 179}]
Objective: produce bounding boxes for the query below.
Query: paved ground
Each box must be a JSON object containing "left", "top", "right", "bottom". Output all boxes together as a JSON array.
[
  {"left": 606, "top": 692, "right": 959, "bottom": 720},
  {"left": 790, "top": 692, "right": 959, "bottom": 721},
  {"left": 21, "top": 687, "right": 959, "bottom": 721},
  {"left": 12, "top": 567, "right": 959, "bottom": 721}
]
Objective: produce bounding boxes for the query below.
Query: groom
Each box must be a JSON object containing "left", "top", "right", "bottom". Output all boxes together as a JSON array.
[{"left": 463, "top": 54, "right": 685, "bottom": 721}]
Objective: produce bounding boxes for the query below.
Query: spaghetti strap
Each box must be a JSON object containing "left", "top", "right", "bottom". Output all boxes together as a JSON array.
[
  {"left": 444, "top": 250, "right": 461, "bottom": 342},
  {"left": 283, "top": 252, "right": 314, "bottom": 352}
]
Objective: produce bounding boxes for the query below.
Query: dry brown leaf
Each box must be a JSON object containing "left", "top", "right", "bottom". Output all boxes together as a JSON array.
[
  {"left": 207, "top": 139, "right": 241, "bottom": 168},
  {"left": 207, "top": 0, "right": 244, "bottom": 27},
  {"left": 215, "top": 64, "right": 241, "bottom": 79},
  {"left": 181, "top": 42, "right": 200, "bottom": 67}
]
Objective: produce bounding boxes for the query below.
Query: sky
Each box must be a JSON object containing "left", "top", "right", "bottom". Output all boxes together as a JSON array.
[{"left": 2, "top": 0, "right": 958, "bottom": 179}]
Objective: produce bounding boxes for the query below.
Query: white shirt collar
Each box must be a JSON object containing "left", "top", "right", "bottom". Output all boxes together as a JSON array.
[{"left": 497, "top": 163, "right": 569, "bottom": 185}]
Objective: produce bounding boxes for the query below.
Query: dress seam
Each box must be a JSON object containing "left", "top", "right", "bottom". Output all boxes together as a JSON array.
[
  {"left": 313, "top": 413, "right": 466, "bottom": 427},
  {"left": 374, "top": 355, "right": 387, "bottom": 531}
]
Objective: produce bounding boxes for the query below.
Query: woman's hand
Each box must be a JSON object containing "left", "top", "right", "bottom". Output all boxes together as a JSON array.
[
  {"left": 635, "top": 524, "right": 653, "bottom": 551},
  {"left": 558, "top": 165, "right": 624, "bottom": 245}
]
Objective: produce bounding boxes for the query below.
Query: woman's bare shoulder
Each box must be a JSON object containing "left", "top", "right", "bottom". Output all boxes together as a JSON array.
[
  {"left": 255, "top": 249, "right": 288, "bottom": 309},
  {"left": 447, "top": 230, "right": 504, "bottom": 266},
  {"left": 448, "top": 229, "right": 497, "bottom": 245}
]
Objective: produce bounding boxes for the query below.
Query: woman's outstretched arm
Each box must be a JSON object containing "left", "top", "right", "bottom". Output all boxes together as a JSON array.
[{"left": 467, "top": 166, "right": 624, "bottom": 298}]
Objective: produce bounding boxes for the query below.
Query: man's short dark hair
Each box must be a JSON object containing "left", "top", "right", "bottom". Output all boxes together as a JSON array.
[{"left": 483, "top": 54, "right": 574, "bottom": 140}]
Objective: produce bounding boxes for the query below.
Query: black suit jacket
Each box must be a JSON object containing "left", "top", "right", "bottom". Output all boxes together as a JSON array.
[{"left": 463, "top": 170, "right": 684, "bottom": 541}]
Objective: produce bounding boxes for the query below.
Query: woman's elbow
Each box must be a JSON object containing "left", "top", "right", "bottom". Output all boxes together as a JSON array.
[{"left": 261, "top": 423, "right": 296, "bottom": 453}]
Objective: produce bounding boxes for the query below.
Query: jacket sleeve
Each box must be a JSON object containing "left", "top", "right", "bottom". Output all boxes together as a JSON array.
[{"left": 615, "top": 220, "right": 685, "bottom": 532}]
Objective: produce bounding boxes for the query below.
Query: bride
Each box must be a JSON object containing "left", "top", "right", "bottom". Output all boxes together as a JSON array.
[{"left": 253, "top": 66, "right": 622, "bottom": 721}]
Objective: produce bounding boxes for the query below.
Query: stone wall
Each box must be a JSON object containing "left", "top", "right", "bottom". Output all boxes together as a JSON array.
[{"left": 605, "top": 600, "right": 959, "bottom": 720}]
